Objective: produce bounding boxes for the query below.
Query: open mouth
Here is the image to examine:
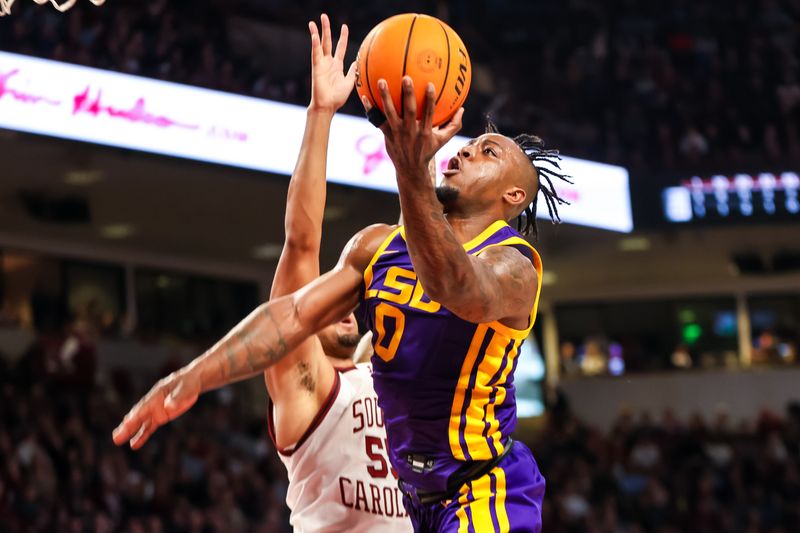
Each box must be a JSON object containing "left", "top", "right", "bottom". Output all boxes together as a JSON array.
[{"left": 443, "top": 156, "right": 461, "bottom": 176}]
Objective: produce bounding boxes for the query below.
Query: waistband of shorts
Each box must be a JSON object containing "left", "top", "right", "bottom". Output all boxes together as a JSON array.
[{"left": 398, "top": 438, "right": 515, "bottom": 507}]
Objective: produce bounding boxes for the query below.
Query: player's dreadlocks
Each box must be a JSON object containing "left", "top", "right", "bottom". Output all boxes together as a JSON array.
[{"left": 485, "top": 120, "right": 573, "bottom": 240}]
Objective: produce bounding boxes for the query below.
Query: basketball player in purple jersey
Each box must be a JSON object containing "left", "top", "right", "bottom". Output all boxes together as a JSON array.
[{"left": 114, "top": 68, "right": 570, "bottom": 532}]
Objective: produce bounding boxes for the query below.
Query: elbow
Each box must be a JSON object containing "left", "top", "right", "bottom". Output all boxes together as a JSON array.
[{"left": 283, "top": 233, "right": 318, "bottom": 254}]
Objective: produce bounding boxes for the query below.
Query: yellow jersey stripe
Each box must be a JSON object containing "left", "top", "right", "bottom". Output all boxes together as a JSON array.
[
  {"left": 473, "top": 235, "right": 535, "bottom": 253},
  {"left": 487, "top": 340, "right": 523, "bottom": 454},
  {"left": 363, "top": 226, "right": 403, "bottom": 291},
  {"left": 485, "top": 240, "right": 543, "bottom": 340},
  {"left": 398, "top": 219, "right": 510, "bottom": 252},
  {"left": 493, "top": 466, "right": 511, "bottom": 531},
  {"left": 461, "top": 333, "right": 513, "bottom": 459},
  {"left": 481, "top": 338, "right": 521, "bottom": 457},
  {"left": 461, "top": 220, "right": 509, "bottom": 251},
  {"left": 468, "top": 474, "right": 495, "bottom": 532},
  {"left": 449, "top": 324, "right": 490, "bottom": 460},
  {"left": 456, "top": 482, "right": 472, "bottom": 532},
  {"left": 454, "top": 469, "right": 509, "bottom": 532}
]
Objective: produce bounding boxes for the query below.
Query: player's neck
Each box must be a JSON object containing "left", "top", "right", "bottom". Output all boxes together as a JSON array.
[{"left": 444, "top": 212, "right": 505, "bottom": 245}]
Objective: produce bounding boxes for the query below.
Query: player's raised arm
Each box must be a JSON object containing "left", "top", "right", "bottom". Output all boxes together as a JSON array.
[
  {"left": 112, "top": 224, "right": 392, "bottom": 450},
  {"left": 369, "top": 77, "right": 536, "bottom": 326},
  {"left": 272, "top": 14, "right": 355, "bottom": 294},
  {"left": 265, "top": 14, "right": 356, "bottom": 445}
]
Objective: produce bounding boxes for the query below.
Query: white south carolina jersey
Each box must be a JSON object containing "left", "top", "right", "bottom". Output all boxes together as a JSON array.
[{"left": 268, "top": 363, "right": 411, "bottom": 533}]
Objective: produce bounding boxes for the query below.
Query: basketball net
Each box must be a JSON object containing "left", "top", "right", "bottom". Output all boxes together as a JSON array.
[{"left": 1, "top": 0, "right": 105, "bottom": 16}]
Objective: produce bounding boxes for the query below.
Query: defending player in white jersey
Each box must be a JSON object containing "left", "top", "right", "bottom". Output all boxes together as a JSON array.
[{"left": 262, "top": 15, "right": 409, "bottom": 532}]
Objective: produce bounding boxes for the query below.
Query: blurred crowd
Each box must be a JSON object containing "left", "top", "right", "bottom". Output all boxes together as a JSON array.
[
  {"left": 538, "top": 397, "right": 800, "bottom": 532},
  {"left": 2, "top": 0, "right": 800, "bottom": 171},
  {"left": 3, "top": 327, "right": 800, "bottom": 532},
  {"left": 0, "top": 339, "right": 291, "bottom": 533}
]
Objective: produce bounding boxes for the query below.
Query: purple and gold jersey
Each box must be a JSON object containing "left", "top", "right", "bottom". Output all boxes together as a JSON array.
[{"left": 358, "top": 220, "right": 542, "bottom": 492}]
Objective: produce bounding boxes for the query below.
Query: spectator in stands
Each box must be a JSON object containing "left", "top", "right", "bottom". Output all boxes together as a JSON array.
[
  {"left": 559, "top": 340, "right": 582, "bottom": 378},
  {"left": 581, "top": 339, "right": 608, "bottom": 376},
  {"left": 670, "top": 343, "right": 693, "bottom": 369}
]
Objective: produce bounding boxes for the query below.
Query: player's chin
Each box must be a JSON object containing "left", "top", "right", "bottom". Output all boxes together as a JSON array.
[
  {"left": 435, "top": 183, "right": 460, "bottom": 206},
  {"left": 337, "top": 333, "right": 362, "bottom": 349}
]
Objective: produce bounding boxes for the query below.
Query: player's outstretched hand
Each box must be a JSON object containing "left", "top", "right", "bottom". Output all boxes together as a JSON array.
[
  {"left": 365, "top": 76, "right": 464, "bottom": 181},
  {"left": 308, "top": 13, "right": 356, "bottom": 113},
  {"left": 112, "top": 369, "right": 201, "bottom": 450}
]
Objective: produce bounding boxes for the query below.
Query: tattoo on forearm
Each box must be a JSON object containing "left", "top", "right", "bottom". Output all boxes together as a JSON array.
[
  {"left": 262, "top": 306, "right": 289, "bottom": 362},
  {"left": 235, "top": 329, "right": 260, "bottom": 374},
  {"left": 214, "top": 307, "right": 291, "bottom": 382},
  {"left": 427, "top": 210, "right": 462, "bottom": 250}
]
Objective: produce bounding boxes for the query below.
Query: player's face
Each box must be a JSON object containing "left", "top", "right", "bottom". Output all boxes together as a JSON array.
[
  {"left": 438, "top": 133, "right": 525, "bottom": 212},
  {"left": 318, "top": 313, "right": 362, "bottom": 360}
]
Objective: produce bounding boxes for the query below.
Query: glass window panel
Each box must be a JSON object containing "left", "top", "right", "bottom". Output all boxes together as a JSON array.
[
  {"left": 748, "top": 293, "right": 800, "bottom": 366},
  {"left": 556, "top": 297, "right": 738, "bottom": 375}
]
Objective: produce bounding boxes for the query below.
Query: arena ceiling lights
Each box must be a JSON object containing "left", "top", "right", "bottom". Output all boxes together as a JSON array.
[{"left": 0, "top": 51, "right": 633, "bottom": 232}]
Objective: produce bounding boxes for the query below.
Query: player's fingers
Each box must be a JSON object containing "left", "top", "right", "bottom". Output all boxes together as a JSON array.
[
  {"left": 344, "top": 61, "right": 357, "bottom": 86},
  {"left": 164, "top": 381, "right": 183, "bottom": 410},
  {"left": 164, "top": 382, "right": 198, "bottom": 419},
  {"left": 309, "top": 21, "right": 321, "bottom": 63},
  {"left": 130, "top": 419, "right": 156, "bottom": 450},
  {"left": 334, "top": 24, "right": 349, "bottom": 62},
  {"left": 377, "top": 79, "right": 399, "bottom": 125},
  {"left": 362, "top": 94, "right": 387, "bottom": 130},
  {"left": 422, "top": 82, "right": 436, "bottom": 132},
  {"left": 401, "top": 76, "right": 416, "bottom": 126},
  {"left": 320, "top": 13, "right": 332, "bottom": 57},
  {"left": 439, "top": 107, "right": 465, "bottom": 140},
  {"left": 361, "top": 94, "right": 372, "bottom": 112},
  {"left": 112, "top": 406, "right": 143, "bottom": 445}
]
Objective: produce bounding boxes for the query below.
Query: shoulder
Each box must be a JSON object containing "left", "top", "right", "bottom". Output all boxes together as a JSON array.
[
  {"left": 476, "top": 245, "right": 537, "bottom": 284},
  {"left": 340, "top": 224, "right": 398, "bottom": 272}
]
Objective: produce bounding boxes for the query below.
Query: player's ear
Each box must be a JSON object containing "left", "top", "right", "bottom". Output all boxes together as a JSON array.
[{"left": 503, "top": 186, "right": 527, "bottom": 209}]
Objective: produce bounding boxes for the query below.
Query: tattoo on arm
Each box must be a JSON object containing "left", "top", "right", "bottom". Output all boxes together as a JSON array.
[
  {"left": 427, "top": 210, "right": 462, "bottom": 250},
  {"left": 483, "top": 247, "right": 536, "bottom": 320},
  {"left": 263, "top": 306, "right": 289, "bottom": 361},
  {"left": 213, "top": 307, "right": 292, "bottom": 383}
]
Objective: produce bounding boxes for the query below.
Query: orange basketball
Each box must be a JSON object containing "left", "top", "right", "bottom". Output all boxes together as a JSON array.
[{"left": 356, "top": 13, "right": 471, "bottom": 127}]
